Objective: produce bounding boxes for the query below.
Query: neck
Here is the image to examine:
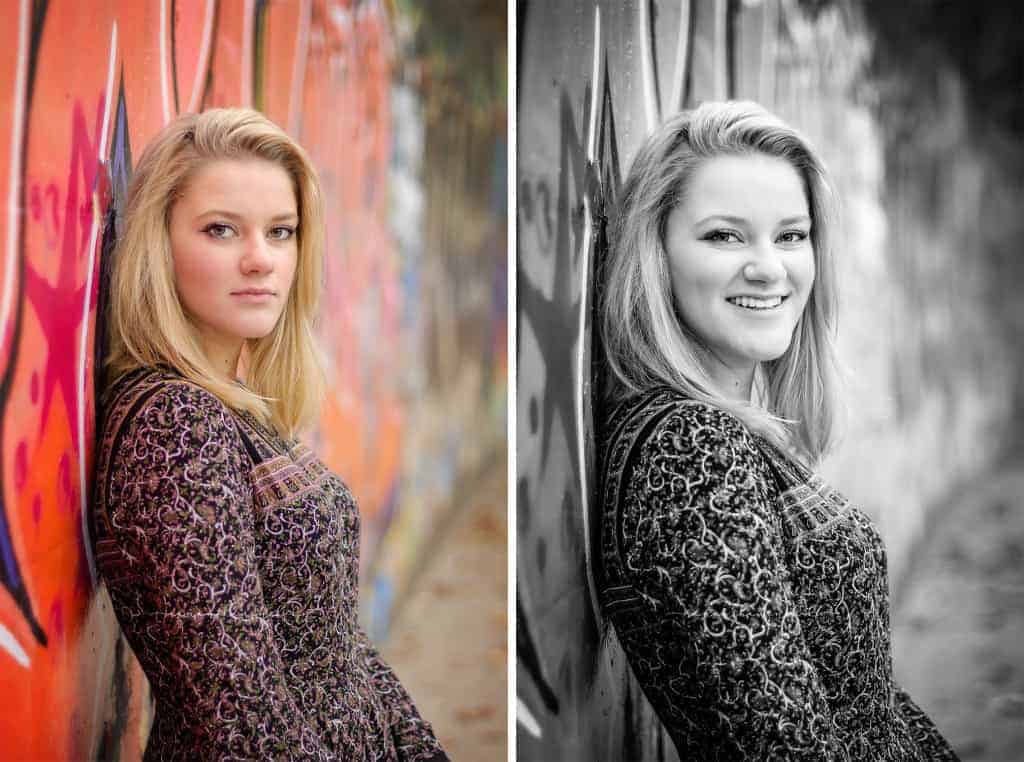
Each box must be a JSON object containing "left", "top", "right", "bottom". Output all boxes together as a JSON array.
[
  {"left": 201, "top": 336, "right": 244, "bottom": 384},
  {"left": 704, "top": 354, "right": 755, "bottom": 403}
]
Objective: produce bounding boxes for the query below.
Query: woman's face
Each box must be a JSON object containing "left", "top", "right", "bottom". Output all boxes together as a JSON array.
[
  {"left": 168, "top": 158, "right": 299, "bottom": 369},
  {"left": 663, "top": 152, "right": 815, "bottom": 387}
]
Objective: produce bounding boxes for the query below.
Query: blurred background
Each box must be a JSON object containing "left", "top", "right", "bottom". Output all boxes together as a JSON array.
[
  {"left": 0, "top": 0, "right": 505, "bottom": 759},
  {"left": 517, "top": 0, "right": 1023, "bottom": 759}
]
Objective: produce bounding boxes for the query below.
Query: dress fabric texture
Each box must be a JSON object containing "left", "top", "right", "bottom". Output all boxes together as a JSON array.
[
  {"left": 91, "top": 366, "right": 447, "bottom": 762},
  {"left": 596, "top": 387, "right": 960, "bottom": 761}
]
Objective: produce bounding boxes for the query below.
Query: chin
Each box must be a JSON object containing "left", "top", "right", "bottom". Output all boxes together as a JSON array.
[
  {"left": 244, "top": 328, "right": 280, "bottom": 341},
  {"left": 234, "top": 318, "right": 283, "bottom": 339},
  {"left": 743, "top": 339, "right": 795, "bottom": 363}
]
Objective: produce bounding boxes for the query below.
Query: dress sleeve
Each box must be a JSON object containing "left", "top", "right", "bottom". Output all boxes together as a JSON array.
[
  {"left": 355, "top": 628, "right": 449, "bottom": 761},
  {"left": 104, "top": 383, "right": 331, "bottom": 760},
  {"left": 617, "top": 401, "right": 849, "bottom": 760},
  {"left": 893, "top": 685, "right": 960, "bottom": 760}
]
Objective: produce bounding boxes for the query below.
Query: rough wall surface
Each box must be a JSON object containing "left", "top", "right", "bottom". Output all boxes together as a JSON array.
[
  {"left": 516, "top": 1, "right": 1008, "bottom": 758},
  {"left": 0, "top": 0, "right": 505, "bottom": 757}
]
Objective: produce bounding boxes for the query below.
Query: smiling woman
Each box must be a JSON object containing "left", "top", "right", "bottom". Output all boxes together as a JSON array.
[
  {"left": 595, "top": 101, "right": 959, "bottom": 760},
  {"left": 89, "top": 108, "right": 448, "bottom": 761},
  {"left": 663, "top": 152, "right": 816, "bottom": 398}
]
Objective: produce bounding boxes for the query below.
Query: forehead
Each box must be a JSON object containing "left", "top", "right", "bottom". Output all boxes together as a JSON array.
[
  {"left": 179, "top": 158, "right": 297, "bottom": 212},
  {"left": 680, "top": 153, "right": 808, "bottom": 221}
]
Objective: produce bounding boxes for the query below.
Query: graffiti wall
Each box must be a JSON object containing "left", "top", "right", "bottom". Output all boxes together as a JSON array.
[
  {"left": 0, "top": 0, "right": 505, "bottom": 757},
  {"left": 516, "top": 0, "right": 1009, "bottom": 758}
]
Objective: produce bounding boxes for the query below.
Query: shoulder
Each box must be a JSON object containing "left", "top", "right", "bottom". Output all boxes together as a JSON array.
[
  {"left": 615, "top": 394, "right": 784, "bottom": 591},
  {"left": 107, "top": 368, "right": 245, "bottom": 462},
  {"left": 614, "top": 387, "right": 760, "bottom": 459},
  {"left": 95, "top": 370, "right": 252, "bottom": 543},
  {"left": 653, "top": 398, "right": 755, "bottom": 452},
  {"left": 625, "top": 390, "right": 769, "bottom": 494}
]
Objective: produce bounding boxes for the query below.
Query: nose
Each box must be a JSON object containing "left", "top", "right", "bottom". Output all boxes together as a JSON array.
[
  {"left": 240, "top": 235, "right": 274, "bottom": 275},
  {"left": 743, "top": 239, "right": 787, "bottom": 283}
]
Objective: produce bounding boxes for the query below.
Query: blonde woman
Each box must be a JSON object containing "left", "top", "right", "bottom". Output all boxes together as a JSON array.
[
  {"left": 91, "top": 109, "right": 447, "bottom": 761},
  {"left": 596, "top": 101, "right": 958, "bottom": 760}
]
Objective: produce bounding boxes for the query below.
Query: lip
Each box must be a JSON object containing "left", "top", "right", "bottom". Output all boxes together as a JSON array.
[
  {"left": 231, "top": 289, "right": 277, "bottom": 303},
  {"left": 726, "top": 294, "right": 790, "bottom": 312},
  {"left": 231, "top": 288, "right": 276, "bottom": 296}
]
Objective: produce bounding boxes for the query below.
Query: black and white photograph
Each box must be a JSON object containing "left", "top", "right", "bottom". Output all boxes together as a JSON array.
[{"left": 516, "top": 1, "right": 1024, "bottom": 760}]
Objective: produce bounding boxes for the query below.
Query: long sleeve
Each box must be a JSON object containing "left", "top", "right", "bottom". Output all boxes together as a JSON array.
[
  {"left": 893, "top": 686, "right": 960, "bottom": 760},
  {"left": 616, "top": 402, "right": 850, "bottom": 760},
  {"left": 356, "top": 629, "right": 449, "bottom": 761},
  {"left": 103, "top": 383, "right": 331, "bottom": 760}
]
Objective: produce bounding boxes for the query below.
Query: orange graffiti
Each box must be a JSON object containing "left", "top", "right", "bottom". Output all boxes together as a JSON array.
[{"left": 0, "top": 0, "right": 407, "bottom": 757}]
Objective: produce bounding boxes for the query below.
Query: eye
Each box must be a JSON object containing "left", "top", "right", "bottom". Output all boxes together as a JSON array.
[
  {"left": 268, "top": 226, "right": 296, "bottom": 241},
  {"left": 777, "top": 229, "right": 809, "bottom": 244},
  {"left": 202, "top": 222, "right": 236, "bottom": 239},
  {"left": 702, "top": 229, "right": 742, "bottom": 244}
]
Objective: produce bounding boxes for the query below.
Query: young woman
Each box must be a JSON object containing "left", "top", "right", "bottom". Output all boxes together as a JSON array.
[
  {"left": 595, "top": 101, "right": 959, "bottom": 760},
  {"left": 90, "top": 109, "right": 447, "bottom": 761}
]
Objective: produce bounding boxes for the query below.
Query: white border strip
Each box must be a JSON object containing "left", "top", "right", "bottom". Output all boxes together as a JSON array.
[
  {"left": 576, "top": 3, "right": 602, "bottom": 628},
  {"left": 506, "top": 0, "right": 517, "bottom": 756},
  {"left": 669, "top": 0, "right": 691, "bottom": 113},
  {"left": 1, "top": 0, "right": 30, "bottom": 353},
  {"left": 0, "top": 0, "right": 32, "bottom": 670},
  {"left": 186, "top": 0, "right": 218, "bottom": 113},
  {"left": 159, "top": 0, "right": 172, "bottom": 122},
  {"left": 639, "top": 0, "right": 659, "bottom": 132},
  {"left": 0, "top": 621, "right": 29, "bottom": 668},
  {"left": 242, "top": 0, "right": 256, "bottom": 106},
  {"left": 78, "top": 21, "right": 118, "bottom": 592}
]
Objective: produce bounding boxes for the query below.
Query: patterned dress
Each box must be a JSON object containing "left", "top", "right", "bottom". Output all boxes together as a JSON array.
[
  {"left": 596, "top": 387, "right": 960, "bottom": 761},
  {"left": 91, "top": 366, "right": 447, "bottom": 762}
]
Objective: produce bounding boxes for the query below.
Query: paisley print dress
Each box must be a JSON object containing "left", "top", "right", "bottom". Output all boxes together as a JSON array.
[
  {"left": 91, "top": 366, "right": 447, "bottom": 762},
  {"left": 596, "top": 388, "right": 959, "bottom": 761}
]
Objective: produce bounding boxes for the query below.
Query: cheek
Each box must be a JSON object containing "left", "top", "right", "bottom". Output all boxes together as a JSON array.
[
  {"left": 286, "top": 250, "right": 299, "bottom": 283},
  {"left": 171, "top": 239, "right": 225, "bottom": 310},
  {"left": 797, "top": 253, "right": 816, "bottom": 297},
  {"left": 282, "top": 247, "right": 299, "bottom": 289},
  {"left": 171, "top": 242, "right": 198, "bottom": 288},
  {"left": 786, "top": 253, "right": 816, "bottom": 320},
  {"left": 670, "top": 252, "right": 720, "bottom": 303},
  {"left": 174, "top": 249, "right": 214, "bottom": 294},
  {"left": 173, "top": 249, "right": 203, "bottom": 284}
]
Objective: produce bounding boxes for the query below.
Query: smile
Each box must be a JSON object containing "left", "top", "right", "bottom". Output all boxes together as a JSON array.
[{"left": 726, "top": 295, "right": 787, "bottom": 310}]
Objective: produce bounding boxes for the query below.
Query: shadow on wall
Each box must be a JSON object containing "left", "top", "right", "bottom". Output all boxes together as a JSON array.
[
  {"left": 0, "top": 0, "right": 505, "bottom": 757},
  {"left": 516, "top": 0, "right": 1014, "bottom": 759}
]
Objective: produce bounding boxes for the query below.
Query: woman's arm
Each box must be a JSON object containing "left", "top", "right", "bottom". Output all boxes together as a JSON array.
[
  {"left": 617, "top": 401, "right": 849, "bottom": 760},
  {"left": 893, "top": 686, "right": 961, "bottom": 760},
  {"left": 355, "top": 628, "right": 449, "bottom": 761},
  {"left": 103, "top": 383, "right": 331, "bottom": 760}
]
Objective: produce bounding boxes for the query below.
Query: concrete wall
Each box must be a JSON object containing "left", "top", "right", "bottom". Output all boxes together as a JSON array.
[
  {"left": 0, "top": 0, "right": 505, "bottom": 757},
  {"left": 516, "top": 1, "right": 1009, "bottom": 758}
]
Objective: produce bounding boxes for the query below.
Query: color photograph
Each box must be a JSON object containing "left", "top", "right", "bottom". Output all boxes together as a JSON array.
[{"left": 0, "top": 1, "right": 505, "bottom": 759}]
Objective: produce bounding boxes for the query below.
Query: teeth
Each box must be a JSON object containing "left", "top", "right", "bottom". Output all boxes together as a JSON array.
[{"left": 728, "top": 295, "right": 783, "bottom": 310}]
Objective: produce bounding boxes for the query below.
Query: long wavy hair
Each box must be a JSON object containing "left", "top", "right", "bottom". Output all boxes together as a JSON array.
[
  {"left": 105, "top": 107, "right": 325, "bottom": 438},
  {"left": 601, "top": 101, "right": 841, "bottom": 462}
]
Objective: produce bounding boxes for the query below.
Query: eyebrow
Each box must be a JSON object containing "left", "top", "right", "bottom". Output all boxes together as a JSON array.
[
  {"left": 196, "top": 209, "right": 299, "bottom": 223},
  {"left": 695, "top": 214, "right": 811, "bottom": 227}
]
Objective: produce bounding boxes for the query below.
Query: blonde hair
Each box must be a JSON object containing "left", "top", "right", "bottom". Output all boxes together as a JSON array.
[
  {"left": 601, "top": 101, "right": 840, "bottom": 462},
  {"left": 105, "top": 108, "right": 325, "bottom": 438}
]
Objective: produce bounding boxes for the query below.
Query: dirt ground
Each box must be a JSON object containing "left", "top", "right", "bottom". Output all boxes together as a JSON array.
[
  {"left": 892, "top": 465, "right": 1024, "bottom": 761},
  {"left": 380, "top": 464, "right": 508, "bottom": 761}
]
